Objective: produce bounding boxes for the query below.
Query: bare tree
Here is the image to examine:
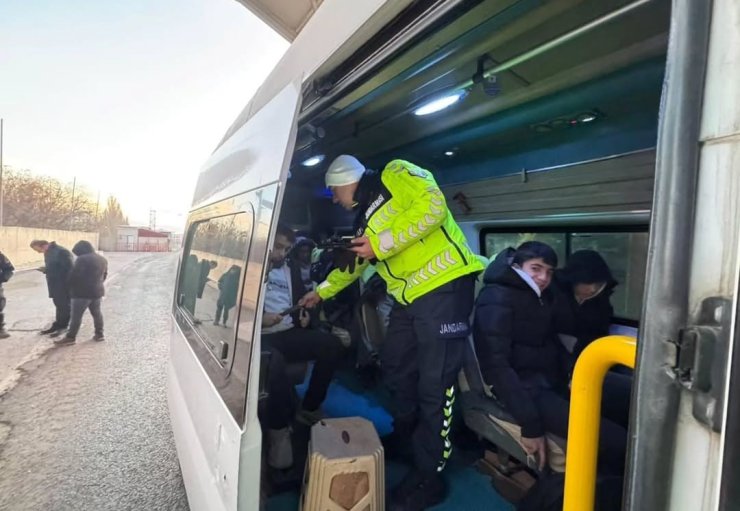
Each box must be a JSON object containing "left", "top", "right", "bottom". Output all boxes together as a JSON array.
[{"left": 1, "top": 167, "right": 128, "bottom": 232}]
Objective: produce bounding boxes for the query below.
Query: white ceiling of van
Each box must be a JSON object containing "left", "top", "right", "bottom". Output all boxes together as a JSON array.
[{"left": 234, "top": 0, "right": 324, "bottom": 41}]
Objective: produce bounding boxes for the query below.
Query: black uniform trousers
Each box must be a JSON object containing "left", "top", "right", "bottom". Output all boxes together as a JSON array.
[{"left": 381, "top": 275, "right": 475, "bottom": 475}]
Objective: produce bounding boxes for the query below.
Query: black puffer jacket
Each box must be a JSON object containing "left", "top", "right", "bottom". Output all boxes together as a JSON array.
[
  {"left": 44, "top": 242, "right": 74, "bottom": 299},
  {"left": 552, "top": 250, "right": 617, "bottom": 360},
  {"left": 473, "top": 248, "right": 568, "bottom": 438},
  {"left": 69, "top": 241, "right": 108, "bottom": 299}
]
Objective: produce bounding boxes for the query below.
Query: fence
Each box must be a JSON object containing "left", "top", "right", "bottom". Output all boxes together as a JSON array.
[{"left": 0, "top": 227, "right": 99, "bottom": 268}]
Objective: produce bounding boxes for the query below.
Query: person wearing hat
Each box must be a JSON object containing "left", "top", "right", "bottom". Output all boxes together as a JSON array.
[
  {"left": 299, "top": 155, "right": 484, "bottom": 510},
  {"left": 551, "top": 250, "right": 619, "bottom": 360}
]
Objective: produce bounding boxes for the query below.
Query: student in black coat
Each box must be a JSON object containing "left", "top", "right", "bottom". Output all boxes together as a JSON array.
[
  {"left": 31, "top": 239, "right": 74, "bottom": 335},
  {"left": 552, "top": 250, "right": 632, "bottom": 430},
  {"left": 552, "top": 250, "right": 618, "bottom": 359},
  {"left": 55, "top": 240, "right": 108, "bottom": 345},
  {"left": 473, "top": 241, "right": 627, "bottom": 476}
]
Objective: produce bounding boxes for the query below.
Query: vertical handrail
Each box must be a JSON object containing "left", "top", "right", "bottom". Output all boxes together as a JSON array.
[{"left": 563, "top": 335, "right": 637, "bottom": 511}]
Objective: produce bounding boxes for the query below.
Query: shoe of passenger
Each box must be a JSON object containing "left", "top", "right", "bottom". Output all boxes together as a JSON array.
[
  {"left": 213, "top": 320, "right": 219, "bottom": 326},
  {"left": 267, "top": 427, "right": 294, "bottom": 470},
  {"left": 49, "top": 329, "right": 66, "bottom": 338},
  {"left": 40, "top": 326, "right": 61, "bottom": 335},
  {"left": 0, "top": 330, "right": 9, "bottom": 339},
  {"left": 53, "top": 336, "right": 76, "bottom": 346},
  {"left": 296, "top": 407, "right": 326, "bottom": 426},
  {"left": 93, "top": 334, "right": 105, "bottom": 342},
  {"left": 389, "top": 470, "right": 446, "bottom": 511}
]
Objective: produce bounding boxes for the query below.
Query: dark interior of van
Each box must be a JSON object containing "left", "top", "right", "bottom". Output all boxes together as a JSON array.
[{"left": 265, "top": 1, "right": 670, "bottom": 508}]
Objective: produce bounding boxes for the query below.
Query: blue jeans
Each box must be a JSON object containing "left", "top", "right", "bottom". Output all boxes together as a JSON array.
[{"left": 67, "top": 298, "right": 104, "bottom": 339}]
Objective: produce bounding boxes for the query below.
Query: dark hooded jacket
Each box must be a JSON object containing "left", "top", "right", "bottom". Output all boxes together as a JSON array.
[
  {"left": 69, "top": 240, "right": 108, "bottom": 299},
  {"left": 217, "top": 265, "right": 241, "bottom": 309},
  {"left": 0, "top": 251, "right": 14, "bottom": 285},
  {"left": 473, "top": 248, "right": 568, "bottom": 438},
  {"left": 552, "top": 250, "right": 617, "bottom": 360},
  {"left": 44, "top": 242, "right": 74, "bottom": 299}
]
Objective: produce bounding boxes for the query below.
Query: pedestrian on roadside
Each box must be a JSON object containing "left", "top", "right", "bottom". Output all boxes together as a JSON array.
[
  {"left": 214, "top": 264, "right": 241, "bottom": 327},
  {"left": 0, "top": 250, "right": 15, "bottom": 339},
  {"left": 55, "top": 240, "right": 108, "bottom": 345},
  {"left": 30, "top": 240, "right": 74, "bottom": 336}
]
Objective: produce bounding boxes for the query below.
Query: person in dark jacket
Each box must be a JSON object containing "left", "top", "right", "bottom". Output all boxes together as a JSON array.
[
  {"left": 197, "top": 260, "right": 217, "bottom": 298},
  {"left": 473, "top": 241, "right": 627, "bottom": 475},
  {"left": 0, "top": 251, "right": 15, "bottom": 338},
  {"left": 551, "top": 250, "right": 632, "bottom": 430},
  {"left": 552, "top": 250, "right": 617, "bottom": 360},
  {"left": 214, "top": 265, "right": 241, "bottom": 327},
  {"left": 55, "top": 240, "right": 108, "bottom": 345},
  {"left": 31, "top": 240, "right": 74, "bottom": 335}
]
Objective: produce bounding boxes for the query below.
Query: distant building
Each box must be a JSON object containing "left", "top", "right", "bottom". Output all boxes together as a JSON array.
[{"left": 115, "top": 226, "right": 170, "bottom": 252}]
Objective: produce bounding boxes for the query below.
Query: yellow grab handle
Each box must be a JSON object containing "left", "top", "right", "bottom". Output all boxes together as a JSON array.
[{"left": 563, "top": 335, "right": 636, "bottom": 511}]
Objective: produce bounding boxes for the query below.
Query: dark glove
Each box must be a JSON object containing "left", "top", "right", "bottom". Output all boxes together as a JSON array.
[{"left": 333, "top": 249, "right": 363, "bottom": 273}]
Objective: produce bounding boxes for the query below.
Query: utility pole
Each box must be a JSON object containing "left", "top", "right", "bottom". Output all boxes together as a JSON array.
[
  {"left": 0, "top": 118, "right": 4, "bottom": 228},
  {"left": 95, "top": 190, "right": 100, "bottom": 221},
  {"left": 149, "top": 209, "right": 157, "bottom": 230}
]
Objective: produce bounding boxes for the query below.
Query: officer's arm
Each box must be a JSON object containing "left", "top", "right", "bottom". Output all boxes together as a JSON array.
[
  {"left": 366, "top": 163, "right": 447, "bottom": 260},
  {"left": 315, "top": 259, "right": 369, "bottom": 301}
]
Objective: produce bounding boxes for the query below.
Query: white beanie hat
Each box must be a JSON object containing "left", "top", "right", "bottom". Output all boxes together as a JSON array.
[{"left": 325, "top": 155, "right": 365, "bottom": 187}]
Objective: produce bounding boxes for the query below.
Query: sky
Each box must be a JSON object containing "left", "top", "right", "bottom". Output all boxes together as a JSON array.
[{"left": 0, "top": 0, "right": 288, "bottom": 231}]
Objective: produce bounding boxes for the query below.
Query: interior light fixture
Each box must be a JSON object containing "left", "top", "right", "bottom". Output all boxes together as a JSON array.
[
  {"left": 444, "top": 150, "right": 455, "bottom": 157},
  {"left": 301, "top": 154, "right": 325, "bottom": 167},
  {"left": 413, "top": 90, "right": 466, "bottom": 116},
  {"left": 577, "top": 112, "right": 598, "bottom": 123}
]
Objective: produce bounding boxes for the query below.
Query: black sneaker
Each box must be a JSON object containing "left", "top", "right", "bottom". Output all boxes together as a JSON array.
[
  {"left": 53, "top": 336, "right": 76, "bottom": 346},
  {"left": 40, "top": 326, "right": 61, "bottom": 335},
  {"left": 93, "top": 335, "right": 105, "bottom": 342},
  {"left": 389, "top": 470, "right": 446, "bottom": 511},
  {"left": 49, "top": 329, "right": 66, "bottom": 338},
  {"left": 0, "top": 330, "right": 9, "bottom": 339}
]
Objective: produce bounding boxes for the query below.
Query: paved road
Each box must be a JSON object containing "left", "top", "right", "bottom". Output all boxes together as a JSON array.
[{"left": 0, "top": 253, "right": 189, "bottom": 510}]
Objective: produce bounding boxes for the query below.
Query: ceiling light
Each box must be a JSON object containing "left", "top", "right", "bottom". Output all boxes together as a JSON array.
[
  {"left": 301, "top": 155, "right": 325, "bottom": 167},
  {"left": 444, "top": 150, "right": 455, "bottom": 157},
  {"left": 413, "top": 90, "right": 466, "bottom": 116},
  {"left": 577, "top": 112, "right": 597, "bottom": 123}
]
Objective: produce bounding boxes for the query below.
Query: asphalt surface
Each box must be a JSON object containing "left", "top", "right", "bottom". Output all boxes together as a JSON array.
[{"left": 0, "top": 253, "right": 189, "bottom": 510}]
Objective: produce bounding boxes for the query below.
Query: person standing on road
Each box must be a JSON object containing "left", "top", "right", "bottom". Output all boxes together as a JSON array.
[
  {"left": 299, "top": 155, "right": 484, "bottom": 511},
  {"left": 214, "top": 264, "right": 241, "bottom": 327},
  {"left": 55, "top": 240, "right": 108, "bottom": 345},
  {"left": 30, "top": 240, "right": 74, "bottom": 336},
  {"left": 0, "top": 251, "right": 15, "bottom": 339}
]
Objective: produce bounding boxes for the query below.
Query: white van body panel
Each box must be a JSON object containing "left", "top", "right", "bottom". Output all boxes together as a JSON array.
[{"left": 669, "top": 0, "right": 740, "bottom": 509}]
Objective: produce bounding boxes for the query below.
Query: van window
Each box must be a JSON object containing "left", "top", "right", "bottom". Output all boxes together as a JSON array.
[
  {"left": 482, "top": 228, "right": 647, "bottom": 321},
  {"left": 178, "top": 213, "right": 251, "bottom": 364}
]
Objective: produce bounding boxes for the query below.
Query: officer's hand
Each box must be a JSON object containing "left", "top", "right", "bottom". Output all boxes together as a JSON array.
[
  {"left": 262, "top": 312, "right": 283, "bottom": 327},
  {"left": 350, "top": 236, "right": 376, "bottom": 260},
  {"left": 521, "top": 436, "right": 547, "bottom": 471},
  {"left": 299, "top": 291, "right": 322, "bottom": 309}
]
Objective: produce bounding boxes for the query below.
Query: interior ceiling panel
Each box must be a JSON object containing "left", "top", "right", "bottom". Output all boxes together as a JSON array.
[{"left": 235, "top": 0, "right": 323, "bottom": 41}]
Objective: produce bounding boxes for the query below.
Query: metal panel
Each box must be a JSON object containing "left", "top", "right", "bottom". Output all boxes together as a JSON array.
[
  {"left": 192, "top": 81, "right": 301, "bottom": 209},
  {"left": 441, "top": 150, "right": 655, "bottom": 222},
  {"left": 624, "top": 0, "right": 713, "bottom": 509},
  {"left": 234, "top": 0, "right": 323, "bottom": 42}
]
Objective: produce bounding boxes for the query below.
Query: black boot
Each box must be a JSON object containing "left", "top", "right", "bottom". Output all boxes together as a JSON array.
[{"left": 389, "top": 470, "right": 446, "bottom": 511}]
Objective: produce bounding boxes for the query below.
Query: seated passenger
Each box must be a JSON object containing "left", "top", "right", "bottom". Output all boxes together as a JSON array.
[
  {"left": 262, "top": 225, "right": 344, "bottom": 426},
  {"left": 473, "top": 242, "right": 626, "bottom": 475},
  {"left": 551, "top": 249, "right": 632, "bottom": 429},
  {"left": 552, "top": 250, "right": 617, "bottom": 359}
]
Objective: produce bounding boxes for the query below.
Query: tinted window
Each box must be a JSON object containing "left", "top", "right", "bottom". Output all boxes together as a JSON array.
[{"left": 178, "top": 213, "right": 251, "bottom": 365}]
